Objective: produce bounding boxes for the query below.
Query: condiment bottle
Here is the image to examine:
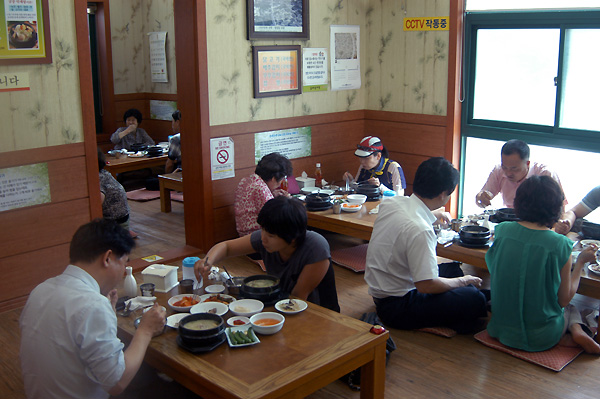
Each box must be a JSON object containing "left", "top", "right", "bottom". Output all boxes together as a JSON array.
[
  {"left": 315, "top": 163, "right": 322, "bottom": 187},
  {"left": 182, "top": 257, "right": 200, "bottom": 284},
  {"left": 123, "top": 266, "right": 138, "bottom": 298},
  {"left": 280, "top": 176, "right": 288, "bottom": 191}
]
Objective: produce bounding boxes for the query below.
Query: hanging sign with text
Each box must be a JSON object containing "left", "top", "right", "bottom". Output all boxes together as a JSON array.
[
  {"left": 254, "top": 127, "right": 311, "bottom": 164},
  {"left": 0, "top": 162, "right": 51, "bottom": 212},
  {"left": 210, "top": 137, "right": 235, "bottom": 180},
  {"left": 403, "top": 17, "right": 449, "bottom": 31}
]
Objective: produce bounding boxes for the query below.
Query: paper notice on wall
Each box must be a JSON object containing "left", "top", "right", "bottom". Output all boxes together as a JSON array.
[
  {"left": 302, "top": 48, "right": 328, "bottom": 92},
  {"left": 210, "top": 137, "right": 235, "bottom": 180},
  {"left": 254, "top": 127, "right": 311, "bottom": 164},
  {"left": 330, "top": 25, "right": 361, "bottom": 91},
  {"left": 0, "top": 163, "right": 51, "bottom": 212},
  {"left": 148, "top": 31, "right": 168, "bottom": 83}
]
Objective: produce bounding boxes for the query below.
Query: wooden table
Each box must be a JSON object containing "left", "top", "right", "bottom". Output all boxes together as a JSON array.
[
  {"left": 118, "top": 286, "right": 388, "bottom": 399},
  {"left": 306, "top": 200, "right": 379, "bottom": 241},
  {"left": 158, "top": 171, "right": 183, "bottom": 213},
  {"left": 104, "top": 154, "right": 167, "bottom": 178},
  {"left": 307, "top": 200, "right": 600, "bottom": 299}
]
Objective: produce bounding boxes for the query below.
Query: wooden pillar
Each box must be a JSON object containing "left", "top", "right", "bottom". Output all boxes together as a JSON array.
[{"left": 174, "top": 0, "right": 214, "bottom": 250}]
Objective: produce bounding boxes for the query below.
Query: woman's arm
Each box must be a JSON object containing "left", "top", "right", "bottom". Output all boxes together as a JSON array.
[
  {"left": 290, "top": 259, "right": 330, "bottom": 300},
  {"left": 557, "top": 247, "right": 595, "bottom": 307},
  {"left": 194, "top": 234, "right": 255, "bottom": 284}
]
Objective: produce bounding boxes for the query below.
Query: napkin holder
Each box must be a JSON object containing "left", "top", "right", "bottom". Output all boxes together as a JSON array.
[
  {"left": 141, "top": 264, "right": 179, "bottom": 293},
  {"left": 296, "top": 177, "right": 316, "bottom": 189}
]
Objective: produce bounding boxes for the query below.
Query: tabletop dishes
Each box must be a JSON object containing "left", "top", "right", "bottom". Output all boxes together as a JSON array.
[
  {"left": 199, "top": 293, "right": 236, "bottom": 304},
  {"left": 250, "top": 312, "right": 285, "bottom": 335},
  {"left": 205, "top": 284, "right": 226, "bottom": 294},
  {"left": 580, "top": 239, "right": 600, "bottom": 249},
  {"left": 190, "top": 301, "right": 229, "bottom": 316},
  {"left": 229, "top": 299, "right": 264, "bottom": 317},
  {"left": 226, "top": 325, "right": 260, "bottom": 347},
  {"left": 301, "top": 187, "right": 320, "bottom": 194},
  {"left": 168, "top": 294, "right": 200, "bottom": 312},
  {"left": 459, "top": 225, "right": 491, "bottom": 247},
  {"left": 588, "top": 263, "right": 600, "bottom": 276},
  {"left": 305, "top": 193, "right": 332, "bottom": 212},
  {"left": 275, "top": 299, "right": 307, "bottom": 314},
  {"left": 224, "top": 276, "right": 245, "bottom": 296},
  {"left": 166, "top": 313, "right": 190, "bottom": 329},
  {"left": 177, "top": 313, "right": 227, "bottom": 351},
  {"left": 227, "top": 316, "right": 251, "bottom": 327},
  {"left": 240, "top": 275, "right": 282, "bottom": 304},
  {"left": 346, "top": 194, "right": 367, "bottom": 205},
  {"left": 341, "top": 203, "right": 362, "bottom": 213}
]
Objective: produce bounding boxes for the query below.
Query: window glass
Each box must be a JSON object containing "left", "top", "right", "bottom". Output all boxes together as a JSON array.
[
  {"left": 473, "top": 29, "right": 560, "bottom": 126},
  {"left": 559, "top": 28, "right": 600, "bottom": 131},
  {"left": 462, "top": 137, "right": 600, "bottom": 224}
]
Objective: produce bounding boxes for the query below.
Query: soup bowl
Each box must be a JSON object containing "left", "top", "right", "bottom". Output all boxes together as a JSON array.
[
  {"left": 239, "top": 275, "right": 282, "bottom": 304},
  {"left": 177, "top": 313, "right": 225, "bottom": 346},
  {"left": 250, "top": 312, "right": 285, "bottom": 335},
  {"left": 229, "top": 299, "right": 264, "bottom": 317}
]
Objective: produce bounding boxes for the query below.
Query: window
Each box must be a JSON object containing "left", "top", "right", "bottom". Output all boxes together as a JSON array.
[
  {"left": 462, "top": 9, "right": 600, "bottom": 152},
  {"left": 459, "top": 5, "right": 600, "bottom": 216}
]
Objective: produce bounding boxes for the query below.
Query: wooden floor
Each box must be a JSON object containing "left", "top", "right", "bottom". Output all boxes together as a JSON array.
[{"left": 2, "top": 197, "right": 600, "bottom": 398}]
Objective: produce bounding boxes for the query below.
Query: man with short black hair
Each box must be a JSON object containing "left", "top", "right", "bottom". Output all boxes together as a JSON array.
[
  {"left": 365, "top": 157, "right": 488, "bottom": 333},
  {"left": 476, "top": 139, "right": 565, "bottom": 208},
  {"left": 20, "top": 219, "right": 166, "bottom": 399}
]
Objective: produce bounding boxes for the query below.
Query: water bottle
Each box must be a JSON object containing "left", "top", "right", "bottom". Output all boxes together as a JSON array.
[
  {"left": 123, "top": 266, "right": 138, "bottom": 298},
  {"left": 182, "top": 257, "right": 201, "bottom": 284}
]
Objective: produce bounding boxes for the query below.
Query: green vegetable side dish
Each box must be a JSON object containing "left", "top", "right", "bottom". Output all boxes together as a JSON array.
[{"left": 227, "top": 327, "right": 258, "bottom": 346}]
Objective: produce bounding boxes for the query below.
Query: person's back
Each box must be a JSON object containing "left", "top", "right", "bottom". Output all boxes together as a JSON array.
[
  {"left": 20, "top": 267, "right": 124, "bottom": 399},
  {"left": 486, "top": 222, "right": 571, "bottom": 351}
]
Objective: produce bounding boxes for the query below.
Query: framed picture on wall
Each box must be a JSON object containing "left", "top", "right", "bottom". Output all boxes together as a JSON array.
[
  {"left": 247, "top": 0, "right": 309, "bottom": 40},
  {"left": 252, "top": 45, "right": 302, "bottom": 98},
  {"left": 0, "top": 0, "right": 52, "bottom": 65}
]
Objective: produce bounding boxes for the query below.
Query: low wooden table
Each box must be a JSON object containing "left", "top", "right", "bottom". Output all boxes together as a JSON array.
[
  {"left": 158, "top": 171, "right": 183, "bottom": 213},
  {"left": 307, "top": 200, "right": 600, "bottom": 299},
  {"left": 118, "top": 284, "right": 388, "bottom": 399},
  {"left": 104, "top": 154, "right": 167, "bottom": 178}
]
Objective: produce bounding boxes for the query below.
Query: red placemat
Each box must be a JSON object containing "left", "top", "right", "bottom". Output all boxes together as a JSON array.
[
  {"left": 474, "top": 330, "right": 584, "bottom": 372},
  {"left": 331, "top": 244, "right": 368, "bottom": 273}
]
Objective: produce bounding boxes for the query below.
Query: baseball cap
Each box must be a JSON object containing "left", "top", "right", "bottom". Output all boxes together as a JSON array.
[{"left": 355, "top": 136, "right": 383, "bottom": 157}]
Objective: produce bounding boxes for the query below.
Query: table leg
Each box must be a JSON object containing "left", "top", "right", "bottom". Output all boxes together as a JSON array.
[
  {"left": 360, "top": 340, "right": 387, "bottom": 399},
  {"left": 159, "top": 180, "right": 172, "bottom": 213}
]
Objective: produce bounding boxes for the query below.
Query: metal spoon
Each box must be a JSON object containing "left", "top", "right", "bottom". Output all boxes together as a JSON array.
[{"left": 117, "top": 300, "right": 132, "bottom": 317}]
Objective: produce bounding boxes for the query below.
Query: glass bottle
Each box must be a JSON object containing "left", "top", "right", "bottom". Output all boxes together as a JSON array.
[
  {"left": 123, "top": 266, "right": 138, "bottom": 298},
  {"left": 315, "top": 163, "right": 322, "bottom": 187},
  {"left": 280, "top": 175, "right": 289, "bottom": 191}
]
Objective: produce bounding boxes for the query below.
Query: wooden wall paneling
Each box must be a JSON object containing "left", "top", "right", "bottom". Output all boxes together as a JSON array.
[
  {"left": 0, "top": 243, "right": 71, "bottom": 311},
  {"left": 47, "top": 157, "right": 90, "bottom": 202},
  {"left": 113, "top": 97, "right": 148, "bottom": 124},
  {"left": 175, "top": 0, "right": 214, "bottom": 249},
  {"left": 213, "top": 206, "right": 237, "bottom": 243},
  {"left": 365, "top": 120, "right": 446, "bottom": 158},
  {"left": 74, "top": 0, "right": 102, "bottom": 220},
  {"left": 0, "top": 198, "right": 90, "bottom": 259},
  {"left": 0, "top": 143, "right": 84, "bottom": 169}
]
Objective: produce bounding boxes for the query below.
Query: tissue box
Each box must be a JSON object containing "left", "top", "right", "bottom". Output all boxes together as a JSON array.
[
  {"left": 296, "top": 177, "right": 316, "bottom": 189},
  {"left": 141, "top": 264, "right": 179, "bottom": 293}
]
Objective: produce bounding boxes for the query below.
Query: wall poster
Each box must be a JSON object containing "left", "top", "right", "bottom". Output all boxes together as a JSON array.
[
  {"left": 254, "top": 127, "right": 311, "bottom": 164},
  {"left": 0, "top": 163, "right": 51, "bottom": 212},
  {"left": 0, "top": 0, "right": 51, "bottom": 65}
]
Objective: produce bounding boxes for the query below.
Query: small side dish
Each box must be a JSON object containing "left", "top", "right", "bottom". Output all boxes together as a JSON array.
[
  {"left": 275, "top": 299, "right": 308, "bottom": 314},
  {"left": 226, "top": 325, "right": 260, "bottom": 347}
]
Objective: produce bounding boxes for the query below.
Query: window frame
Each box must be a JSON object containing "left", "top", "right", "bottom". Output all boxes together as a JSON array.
[{"left": 462, "top": 10, "right": 600, "bottom": 153}]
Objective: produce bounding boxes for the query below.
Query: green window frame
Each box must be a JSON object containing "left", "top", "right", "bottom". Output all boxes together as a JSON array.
[{"left": 462, "top": 10, "right": 600, "bottom": 153}]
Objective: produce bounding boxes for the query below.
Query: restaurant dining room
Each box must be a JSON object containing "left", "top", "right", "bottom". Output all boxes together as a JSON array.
[{"left": 1, "top": 1, "right": 600, "bottom": 398}]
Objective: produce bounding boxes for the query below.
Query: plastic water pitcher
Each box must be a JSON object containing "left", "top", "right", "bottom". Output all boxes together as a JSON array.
[{"left": 182, "top": 257, "right": 201, "bottom": 284}]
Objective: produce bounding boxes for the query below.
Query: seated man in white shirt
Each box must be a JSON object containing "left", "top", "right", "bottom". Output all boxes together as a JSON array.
[
  {"left": 365, "top": 157, "right": 488, "bottom": 333},
  {"left": 19, "top": 219, "right": 166, "bottom": 399}
]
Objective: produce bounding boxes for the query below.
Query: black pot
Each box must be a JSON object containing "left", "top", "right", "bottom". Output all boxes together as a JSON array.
[
  {"left": 130, "top": 143, "right": 149, "bottom": 152},
  {"left": 581, "top": 221, "right": 600, "bottom": 240},
  {"left": 459, "top": 225, "right": 491, "bottom": 245},
  {"left": 240, "top": 275, "right": 281, "bottom": 303},
  {"left": 178, "top": 313, "right": 224, "bottom": 338},
  {"left": 496, "top": 208, "right": 519, "bottom": 222},
  {"left": 8, "top": 22, "right": 38, "bottom": 49},
  {"left": 305, "top": 193, "right": 331, "bottom": 203},
  {"left": 356, "top": 182, "right": 380, "bottom": 195}
]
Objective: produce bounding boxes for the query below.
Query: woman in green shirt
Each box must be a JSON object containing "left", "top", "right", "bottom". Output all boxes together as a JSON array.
[{"left": 486, "top": 175, "right": 599, "bottom": 353}]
